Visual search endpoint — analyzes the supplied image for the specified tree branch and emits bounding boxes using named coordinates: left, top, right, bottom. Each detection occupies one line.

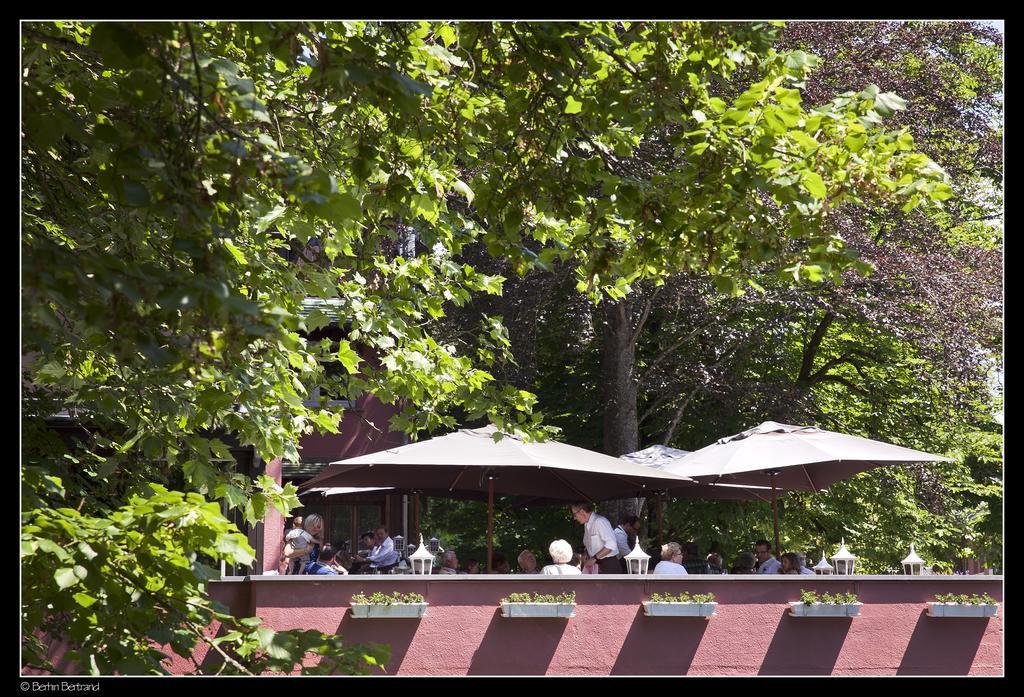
left=630, top=286, right=661, bottom=346
left=797, top=310, right=836, bottom=383
left=661, top=385, right=703, bottom=445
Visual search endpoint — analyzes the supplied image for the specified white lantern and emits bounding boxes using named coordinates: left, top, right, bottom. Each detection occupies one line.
left=410, top=535, right=435, bottom=575
left=831, top=538, right=857, bottom=575
left=406, top=543, right=416, bottom=559
left=428, top=536, right=442, bottom=554
left=812, top=551, right=833, bottom=575
left=393, top=534, right=405, bottom=558
left=624, top=539, right=651, bottom=575
left=901, top=543, right=926, bottom=576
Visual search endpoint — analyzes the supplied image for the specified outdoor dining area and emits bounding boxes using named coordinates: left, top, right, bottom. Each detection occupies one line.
left=191, top=420, right=1003, bottom=676
left=289, top=421, right=954, bottom=576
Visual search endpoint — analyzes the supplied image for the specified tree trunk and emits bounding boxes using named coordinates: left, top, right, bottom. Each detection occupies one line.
left=601, top=299, right=640, bottom=457
left=600, top=299, right=641, bottom=526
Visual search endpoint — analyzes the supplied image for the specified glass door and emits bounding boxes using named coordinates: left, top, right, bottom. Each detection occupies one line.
left=357, top=504, right=384, bottom=540
left=328, top=504, right=353, bottom=551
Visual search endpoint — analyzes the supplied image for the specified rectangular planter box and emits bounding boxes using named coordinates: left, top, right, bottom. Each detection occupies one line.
left=500, top=603, right=576, bottom=618
left=927, top=603, right=999, bottom=618
left=643, top=602, right=717, bottom=617
left=350, top=603, right=428, bottom=618
left=788, top=602, right=861, bottom=618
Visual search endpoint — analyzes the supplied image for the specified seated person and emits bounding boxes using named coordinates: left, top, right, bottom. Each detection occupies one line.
left=706, top=552, right=726, bottom=574
left=653, top=542, right=689, bottom=575
left=796, top=552, right=815, bottom=575
left=464, top=559, right=481, bottom=574
left=350, top=532, right=377, bottom=573
left=333, top=547, right=355, bottom=573
left=682, top=542, right=710, bottom=575
left=366, top=526, right=399, bottom=572
left=517, top=549, right=541, bottom=574
left=542, top=539, right=582, bottom=575
left=730, top=551, right=756, bottom=574
left=491, top=551, right=511, bottom=574
left=755, top=539, right=782, bottom=575
left=306, top=544, right=346, bottom=575
left=438, top=550, right=460, bottom=574
left=779, top=552, right=802, bottom=575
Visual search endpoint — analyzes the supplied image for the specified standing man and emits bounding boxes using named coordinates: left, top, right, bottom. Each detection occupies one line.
left=614, top=514, right=641, bottom=573
left=366, top=526, right=399, bottom=572
left=571, top=502, right=621, bottom=574
left=754, top=539, right=782, bottom=575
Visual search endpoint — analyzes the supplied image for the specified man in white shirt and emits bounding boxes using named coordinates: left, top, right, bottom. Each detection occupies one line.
left=755, top=539, right=782, bottom=575
left=367, top=526, right=399, bottom=570
left=571, top=502, right=621, bottom=574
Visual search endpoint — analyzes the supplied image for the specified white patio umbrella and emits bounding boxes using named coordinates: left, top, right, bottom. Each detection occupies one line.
left=300, top=425, right=697, bottom=571
left=620, top=444, right=691, bottom=469
left=621, top=445, right=777, bottom=546
left=665, top=421, right=952, bottom=555
left=308, top=486, right=395, bottom=496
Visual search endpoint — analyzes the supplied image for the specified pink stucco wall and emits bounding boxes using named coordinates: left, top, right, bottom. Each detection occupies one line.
left=179, top=575, right=1003, bottom=676
left=260, top=396, right=404, bottom=572
left=261, top=457, right=286, bottom=573
left=296, top=394, right=404, bottom=461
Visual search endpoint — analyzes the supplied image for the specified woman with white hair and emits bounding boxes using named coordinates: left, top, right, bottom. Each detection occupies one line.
left=653, top=542, right=688, bottom=575
left=542, top=539, right=583, bottom=575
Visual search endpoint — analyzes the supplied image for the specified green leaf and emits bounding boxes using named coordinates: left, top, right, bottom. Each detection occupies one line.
left=327, top=193, right=362, bottom=223
left=73, top=592, right=98, bottom=608
left=844, top=133, right=867, bottom=153
left=452, top=179, right=475, bottom=205
left=55, top=567, right=78, bottom=589
left=803, top=264, right=824, bottom=282
left=874, top=92, right=908, bottom=117
left=564, top=96, right=583, bottom=114
left=256, top=205, right=287, bottom=234
left=337, top=341, right=362, bottom=374
left=223, top=239, right=248, bottom=266
left=801, top=171, right=827, bottom=200
left=303, top=309, right=331, bottom=333
left=929, top=182, right=954, bottom=202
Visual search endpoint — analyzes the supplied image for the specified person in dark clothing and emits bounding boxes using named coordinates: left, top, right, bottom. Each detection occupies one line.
left=306, top=544, right=346, bottom=575
left=706, top=552, right=726, bottom=574
left=682, top=542, right=711, bottom=574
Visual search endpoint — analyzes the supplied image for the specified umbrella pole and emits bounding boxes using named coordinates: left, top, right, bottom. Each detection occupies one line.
left=487, top=476, right=494, bottom=573
left=771, top=473, right=781, bottom=558
left=657, top=493, right=664, bottom=549
left=414, top=493, right=421, bottom=543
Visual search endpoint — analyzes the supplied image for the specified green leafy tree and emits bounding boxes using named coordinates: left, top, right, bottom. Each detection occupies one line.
left=449, top=22, right=1001, bottom=572
left=20, top=20, right=969, bottom=674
